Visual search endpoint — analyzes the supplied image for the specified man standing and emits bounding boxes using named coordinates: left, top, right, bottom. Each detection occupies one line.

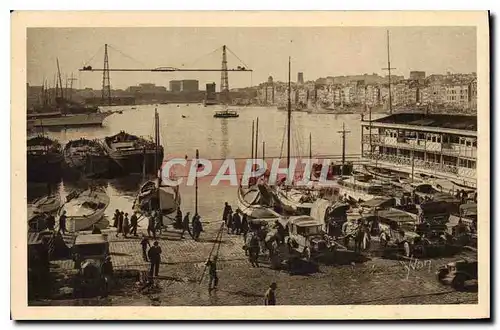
left=116, top=211, right=124, bottom=237
left=264, top=282, right=277, bottom=305
left=192, top=214, right=203, bottom=241
left=130, top=212, right=139, bottom=236
left=226, top=210, right=233, bottom=234
left=222, top=202, right=232, bottom=227
left=175, top=208, right=183, bottom=229
left=206, top=256, right=218, bottom=293
left=232, top=210, right=241, bottom=235
left=147, top=213, right=156, bottom=239
left=181, top=212, right=190, bottom=239
left=123, top=213, right=130, bottom=238
left=58, top=211, right=67, bottom=235
left=112, top=209, right=120, bottom=227
left=140, top=235, right=150, bottom=262
left=148, top=241, right=162, bottom=277
left=241, top=213, right=249, bottom=242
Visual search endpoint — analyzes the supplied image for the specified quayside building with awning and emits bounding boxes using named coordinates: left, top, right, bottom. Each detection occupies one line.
left=360, top=113, right=477, bottom=189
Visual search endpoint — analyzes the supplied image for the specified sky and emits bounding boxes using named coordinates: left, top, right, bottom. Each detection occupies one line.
left=27, top=27, right=477, bottom=91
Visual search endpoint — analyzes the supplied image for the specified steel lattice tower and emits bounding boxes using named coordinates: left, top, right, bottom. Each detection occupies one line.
left=102, top=43, right=112, bottom=106
left=220, top=45, right=229, bottom=103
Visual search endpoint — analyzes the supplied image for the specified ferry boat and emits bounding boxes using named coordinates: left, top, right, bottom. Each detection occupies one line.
left=214, top=109, right=239, bottom=118
left=27, top=111, right=112, bottom=128
left=27, top=135, right=63, bottom=182
left=103, top=131, right=163, bottom=174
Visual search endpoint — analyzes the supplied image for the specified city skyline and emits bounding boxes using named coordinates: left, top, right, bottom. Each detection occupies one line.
left=27, top=27, right=476, bottom=90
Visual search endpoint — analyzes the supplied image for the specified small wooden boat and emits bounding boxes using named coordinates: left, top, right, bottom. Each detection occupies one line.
left=27, top=135, right=63, bottom=182
left=103, top=131, right=163, bottom=174
left=237, top=185, right=281, bottom=219
left=57, top=187, right=110, bottom=233
left=63, top=138, right=110, bottom=176
left=32, top=194, right=61, bottom=214
left=182, top=115, right=187, bottom=118
left=134, top=179, right=181, bottom=215
left=272, top=185, right=316, bottom=216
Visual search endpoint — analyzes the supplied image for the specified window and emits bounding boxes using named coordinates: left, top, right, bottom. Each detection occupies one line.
left=466, top=140, right=471, bottom=147
left=473, top=140, right=477, bottom=147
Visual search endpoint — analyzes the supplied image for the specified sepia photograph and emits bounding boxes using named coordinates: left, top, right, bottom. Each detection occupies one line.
left=11, top=11, right=490, bottom=320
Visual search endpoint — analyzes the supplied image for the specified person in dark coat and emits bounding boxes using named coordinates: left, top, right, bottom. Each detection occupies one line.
left=264, top=282, right=277, bottom=305
left=112, top=209, right=120, bottom=227
left=147, top=213, right=156, bottom=239
left=192, top=214, right=204, bottom=240
left=226, top=211, right=233, bottom=234
left=116, top=211, right=124, bottom=237
left=222, top=202, right=232, bottom=226
left=140, top=235, right=150, bottom=262
left=58, top=211, right=67, bottom=235
left=130, top=212, right=139, bottom=236
left=148, top=241, right=162, bottom=277
left=232, top=211, right=242, bottom=235
left=206, top=256, right=218, bottom=292
left=181, top=212, right=190, bottom=239
left=241, top=213, right=249, bottom=242
left=123, top=213, right=130, bottom=238
left=175, top=208, right=183, bottom=229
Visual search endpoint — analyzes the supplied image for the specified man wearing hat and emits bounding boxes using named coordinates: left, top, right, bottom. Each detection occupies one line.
left=148, top=241, right=162, bottom=277
left=181, top=212, right=190, bottom=239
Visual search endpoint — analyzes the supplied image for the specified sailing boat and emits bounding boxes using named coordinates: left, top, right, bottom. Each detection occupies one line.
left=271, top=57, right=318, bottom=216
left=134, top=109, right=181, bottom=216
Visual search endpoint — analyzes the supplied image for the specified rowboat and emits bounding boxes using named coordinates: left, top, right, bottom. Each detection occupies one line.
left=57, top=187, right=110, bottom=233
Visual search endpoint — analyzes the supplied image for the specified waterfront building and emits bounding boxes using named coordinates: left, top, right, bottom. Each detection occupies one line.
left=361, top=113, right=477, bottom=188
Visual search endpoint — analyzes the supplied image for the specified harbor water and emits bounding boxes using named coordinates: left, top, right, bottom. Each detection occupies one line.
left=28, top=104, right=369, bottom=225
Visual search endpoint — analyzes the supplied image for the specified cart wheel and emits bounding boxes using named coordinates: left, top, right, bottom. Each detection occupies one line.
left=403, top=242, right=411, bottom=258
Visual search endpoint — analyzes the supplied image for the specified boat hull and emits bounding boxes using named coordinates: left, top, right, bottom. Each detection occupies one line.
left=58, top=188, right=110, bottom=233
left=107, top=150, right=163, bottom=175
left=28, top=112, right=111, bottom=128
left=237, top=186, right=280, bottom=219
left=27, top=154, right=63, bottom=182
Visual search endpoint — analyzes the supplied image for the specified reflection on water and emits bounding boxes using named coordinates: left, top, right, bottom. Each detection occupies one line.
left=28, top=105, right=368, bottom=225
left=220, top=118, right=229, bottom=159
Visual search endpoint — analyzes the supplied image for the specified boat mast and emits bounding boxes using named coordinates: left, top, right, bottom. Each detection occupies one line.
left=382, top=30, right=395, bottom=115
left=195, top=149, right=199, bottom=215
left=337, top=123, right=351, bottom=175
left=251, top=120, right=255, bottom=160
left=287, top=56, right=291, bottom=170
left=56, top=58, right=64, bottom=100
left=262, top=141, right=265, bottom=161
left=254, top=117, right=259, bottom=159
left=309, top=133, right=312, bottom=180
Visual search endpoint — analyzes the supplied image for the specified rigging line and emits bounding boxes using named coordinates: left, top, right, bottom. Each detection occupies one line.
left=82, top=44, right=104, bottom=67
left=180, top=46, right=222, bottom=68
left=107, top=44, right=148, bottom=67
left=226, top=46, right=250, bottom=68
left=279, top=117, right=288, bottom=159
left=164, top=153, right=362, bottom=162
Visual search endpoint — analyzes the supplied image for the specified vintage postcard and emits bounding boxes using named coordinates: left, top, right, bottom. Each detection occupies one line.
left=11, top=11, right=490, bottom=320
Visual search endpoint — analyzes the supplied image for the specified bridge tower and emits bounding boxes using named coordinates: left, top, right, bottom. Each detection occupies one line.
left=220, top=45, right=229, bottom=104
left=101, top=43, right=112, bottom=106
